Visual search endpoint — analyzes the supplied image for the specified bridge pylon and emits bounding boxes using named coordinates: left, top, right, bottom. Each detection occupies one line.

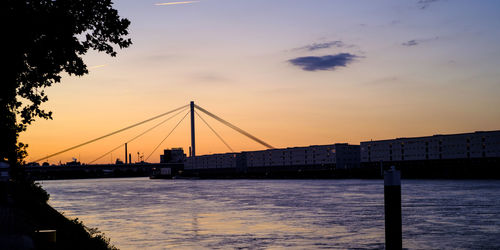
left=190, top=101, right=196, bottom=158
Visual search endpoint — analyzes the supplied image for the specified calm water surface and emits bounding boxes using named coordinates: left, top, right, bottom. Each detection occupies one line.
left=40, top=178, right=500, bottom=249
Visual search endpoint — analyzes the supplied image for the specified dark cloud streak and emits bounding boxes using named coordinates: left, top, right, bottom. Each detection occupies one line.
left=402, top=36, right=439, bottom=47
left=296, top=41, right=347, bottom=51
left=417, top=0, right=440, bottom=10
left=294, top=40, right=353, bottom=51
left=402, top=40, right=419, bottom=46
left=288, top=53, right=359, bottom=71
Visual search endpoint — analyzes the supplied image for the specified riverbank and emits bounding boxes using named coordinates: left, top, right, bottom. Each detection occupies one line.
left=0, top=179, right=116, bottom=249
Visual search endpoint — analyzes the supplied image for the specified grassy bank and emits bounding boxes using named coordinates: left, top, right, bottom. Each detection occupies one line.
left=3, top=179, right=117, bottom=249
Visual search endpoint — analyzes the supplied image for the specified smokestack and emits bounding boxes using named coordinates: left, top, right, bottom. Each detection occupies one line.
left=125, top=143, right=128, bottom=164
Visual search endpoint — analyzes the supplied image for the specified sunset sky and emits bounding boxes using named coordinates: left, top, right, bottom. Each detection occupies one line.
left=21, top=0, right=500, bottom=164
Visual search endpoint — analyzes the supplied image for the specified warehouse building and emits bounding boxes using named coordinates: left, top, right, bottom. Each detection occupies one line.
left=184, top=143, right=360, bottom=170
left=361, top=130, right=500, bottom=163
left=184, top=153, right=239, bottom=169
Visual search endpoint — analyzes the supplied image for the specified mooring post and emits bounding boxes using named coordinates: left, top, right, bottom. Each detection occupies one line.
left=384, top=166, right=402, bottom=250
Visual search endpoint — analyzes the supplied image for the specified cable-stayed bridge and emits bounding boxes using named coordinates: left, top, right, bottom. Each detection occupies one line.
left=24, top=102, right=360, bottom=180
left=30, top=101, right=273, bottom=167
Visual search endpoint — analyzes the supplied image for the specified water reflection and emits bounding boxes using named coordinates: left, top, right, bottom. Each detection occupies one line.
left=41, top=178, right=500, bottom=249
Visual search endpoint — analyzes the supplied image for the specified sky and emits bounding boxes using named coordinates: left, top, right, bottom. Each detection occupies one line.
left=20, top=0, right=500, bottom=164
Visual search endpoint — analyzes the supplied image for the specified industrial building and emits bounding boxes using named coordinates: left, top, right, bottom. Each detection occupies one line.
left=184, top=143, right=360, bottom=170
left=160, top=148, right=186, bottom=164
left=182, top=130, right=500, bottom=178
left=184, top=152, right=239, bottom=169
left=361, top=130, right=500, bottom=163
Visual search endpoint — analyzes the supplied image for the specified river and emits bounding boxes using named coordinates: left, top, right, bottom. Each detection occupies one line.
left=40, top=178, right=500, bottom=249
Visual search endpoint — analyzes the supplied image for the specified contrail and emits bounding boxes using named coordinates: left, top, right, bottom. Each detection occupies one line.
left=154, top=1, right=200, bottom=6
left=88, top=64, right=107, bottom=69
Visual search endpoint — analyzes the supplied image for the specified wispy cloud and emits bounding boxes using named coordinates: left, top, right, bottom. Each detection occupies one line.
left=402, top=40, right=419, bottom=46
left=293, top=40, right=360, bottom=52
left=402, top=36, right=439, bottom=47
left=417, top=0, right=440, bottom=10
left=294, top=41, right=348, bottom=51
left=288, top=53, right=359, bottom=71
left=154, top=1, right=199, bottom=6
left=88, top=64, right=107, bottom=69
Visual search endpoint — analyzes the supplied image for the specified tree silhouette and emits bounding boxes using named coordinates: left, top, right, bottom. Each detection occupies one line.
left=0, top=0, right=132, bottom=167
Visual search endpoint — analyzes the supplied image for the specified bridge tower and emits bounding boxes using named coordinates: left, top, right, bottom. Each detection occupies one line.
left=190, top=101, right=196, bottom=157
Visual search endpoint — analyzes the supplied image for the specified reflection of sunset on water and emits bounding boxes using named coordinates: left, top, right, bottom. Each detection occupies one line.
left=41, top=178, right=500, bottom=249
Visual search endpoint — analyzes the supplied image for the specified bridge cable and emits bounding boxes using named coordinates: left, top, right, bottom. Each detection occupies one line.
left=88, top=107, right=189, bottom=164
left=194, top=104, right=275, bottom=149
left=145, top=110, right=190, bottom=161
left=194, top=110, right=234, bottom=152
left=33, top=104, right=189, bottom=163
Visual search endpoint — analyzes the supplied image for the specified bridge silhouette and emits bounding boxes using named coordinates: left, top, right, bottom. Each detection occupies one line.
left=33, top=101, right=274, bottom=165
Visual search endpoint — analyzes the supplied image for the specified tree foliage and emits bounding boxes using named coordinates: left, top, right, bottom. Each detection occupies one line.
left=0, top=0, right=131, bottom=166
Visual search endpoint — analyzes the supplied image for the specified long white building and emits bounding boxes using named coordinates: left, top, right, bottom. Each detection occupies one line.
left=184, top=153, right=239, bottom=169
left=185, top=143, right=360, bottom=170
left=360, top=130, right=500, bottom=163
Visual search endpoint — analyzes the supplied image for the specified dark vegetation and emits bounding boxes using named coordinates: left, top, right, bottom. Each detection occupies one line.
left=1, top=0, right=131, bottom=167
left=8, top=176, right=117, bottom=249
left=0, top=1, right=131, bottom=248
